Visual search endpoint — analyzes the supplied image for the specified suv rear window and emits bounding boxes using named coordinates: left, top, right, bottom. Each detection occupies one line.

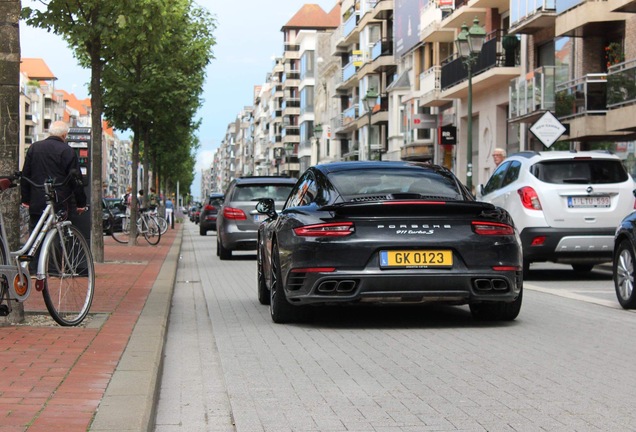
left=531, top=160, right=629, bottom=184
left=232, top=184, right=294, bottom=201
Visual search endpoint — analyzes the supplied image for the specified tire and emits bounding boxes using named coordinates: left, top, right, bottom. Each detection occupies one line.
left=522, top=260, right=530, bottom=279
left=216, top=238, right=220, bottom=256
left=218, top=237, right=231, bottom=260
left=257, top=244, right=270, bottom=305
left=572, top=264, right=594, bottom=272
left=200, top=226, right=207, bottom=236
left=111, top=215, right=130, bottom=244
left=143, top=217, right=161, bottom=245
left=42, top=224, right=94, bottom=326
left=269, top=243, right=301, bottom=323
left=156, top=216, right=168, bottom=235
left=470, top=288, right=523, bottom=321
left=614, top=239, right=636, bottom=309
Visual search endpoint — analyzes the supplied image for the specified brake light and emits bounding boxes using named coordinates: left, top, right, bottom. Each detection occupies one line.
left=291, top=267, right=336, bottom=273
left=293, top=222, right=355, bottom=237
left=530, top=236, right=546, bottom=246
left=518, top=186, right=542, bottom=210
left=223, top=207, right=247, bottom=220
left=492, top=266, right=521, bottom=271
left=383, top=201, right=446, bottom=205
left=204, top=204, right=216, bottom=211
left=471, top=221, right=514, bottom=235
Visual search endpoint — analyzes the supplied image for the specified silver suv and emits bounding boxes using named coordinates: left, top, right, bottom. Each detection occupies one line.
left=216, top=176, right=296, bottom=260
left=478, top=151, right=635, bottom=274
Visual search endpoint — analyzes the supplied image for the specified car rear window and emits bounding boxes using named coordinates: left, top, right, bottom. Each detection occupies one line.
left=328, top=168, right=463, bottom=200
left=531, top=159, right=629, bottom=184
left=232, top=184, right=294, bottom=201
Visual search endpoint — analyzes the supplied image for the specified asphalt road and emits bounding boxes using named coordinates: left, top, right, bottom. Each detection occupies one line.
left=155, top=222, right=636, bottom=431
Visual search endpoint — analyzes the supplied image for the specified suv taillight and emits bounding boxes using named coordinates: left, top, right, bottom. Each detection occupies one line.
left=223, top=207, right=247, bottom=220
left=518, top=187, right=542, bottom=210
left=204, top=204, right=215, bottom=211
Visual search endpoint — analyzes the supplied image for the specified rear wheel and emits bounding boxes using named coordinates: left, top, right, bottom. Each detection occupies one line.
left=143, top=217, right=161, bottom=245
left=269, top=243, right=302, bottom=323
left=111, top=215, right=130, bottom=244
left=42, top=225, right=94, bottom=326
left=218, top=237, right=231, bottom=260
left=200, top=226, right=207, bottom=236
left=614, top=240, right=636, bottom=309
left=470, top=288, right=522, bottom=321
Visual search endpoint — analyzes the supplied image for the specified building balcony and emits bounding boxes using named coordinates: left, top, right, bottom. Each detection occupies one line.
left=508, top=0, right=556, bottom=35
left=419, top=66, right=452, bottom=107
left=337, top=61, right=359, bottom=90
left=358, top=1, right=382, bottom=29
left=281, top=98, right=300, bottom=109
left=440, top=0, right=487, bottom=31
left=372, top=0, right=394, bottom=20
left=440, top=31, right=521, bottom=99
left=509, top=65, right=558, bottom=123
left=342, top=140, right=360, bottom=160
left=401, top=142, right=434, bottom=161
left=606, top=58, right=636, bottom=132
left=338, top=105, right=359, bottom=133
left=469, top=0, right=509, bottom=11
left=342, top=12, right=360, bottom=43
left=369, top=96, right=389, bottom=125
left=420, top=2, right=455, bottom=43
left=555, top=0, right=629, bottom=37
left=370, top=39, right=395, bottom=73
left=555, top=73, right=622, bottom=140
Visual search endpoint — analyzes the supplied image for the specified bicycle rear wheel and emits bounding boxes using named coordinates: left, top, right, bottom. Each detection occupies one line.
left=143, top=217, right=161, bottom=245
left=42, top=224, right=94, bottom=326
left=111, top=215, right=130, bottom=244
left=155, top=216, right=168, bottom=235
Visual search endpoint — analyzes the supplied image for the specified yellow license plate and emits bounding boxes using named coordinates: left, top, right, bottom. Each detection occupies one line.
left=379, top=250, right=453, bottom=268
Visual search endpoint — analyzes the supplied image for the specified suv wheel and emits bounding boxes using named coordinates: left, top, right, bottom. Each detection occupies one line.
left=218, top=237, right=232, bottom=260
left=200, top=227, right=207, bottom=236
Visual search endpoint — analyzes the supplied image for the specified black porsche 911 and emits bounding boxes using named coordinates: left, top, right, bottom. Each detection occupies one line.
left=256, top=161, right=523, bottom=324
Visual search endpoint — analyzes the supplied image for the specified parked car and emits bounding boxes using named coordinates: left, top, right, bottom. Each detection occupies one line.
left=478, top=150, right=635, bottom=275
left=612, top=203, right=636, bottom=308
left=216, top=176, right=297, bottom=260
left=102, top=198, right=125, bottom=234
left=199, top=193, right=224, bottom=236
left=256, top=161, right=523, bottom=324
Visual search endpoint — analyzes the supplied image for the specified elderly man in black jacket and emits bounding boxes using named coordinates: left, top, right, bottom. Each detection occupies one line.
left=21, top=121, right=87, bottom=229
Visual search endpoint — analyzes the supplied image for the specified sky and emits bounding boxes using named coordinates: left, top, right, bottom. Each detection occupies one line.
left=19, top=0, right=338, bottom=200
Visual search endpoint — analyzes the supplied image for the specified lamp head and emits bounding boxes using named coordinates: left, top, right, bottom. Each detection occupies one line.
left=468, top=18, right=486, bottom=55
left=314, top=124, right=323, bottom=139
left=364, top=88, right=379, bottom=111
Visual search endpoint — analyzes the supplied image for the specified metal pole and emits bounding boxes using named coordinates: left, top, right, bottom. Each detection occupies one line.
left=466, top=60, right=473, bottom=193
left=367, top=112, right=372, bottom=161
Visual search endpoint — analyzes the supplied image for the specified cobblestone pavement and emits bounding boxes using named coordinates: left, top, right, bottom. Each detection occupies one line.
left=156, top=223, right=636, bottom=432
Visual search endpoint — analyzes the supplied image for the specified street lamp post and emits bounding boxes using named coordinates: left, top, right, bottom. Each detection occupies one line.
left=455, top=18, right=486, bottom=192
left=313, top=124, right=323, bottom=164
left=363, top=88, right=379, bottom=161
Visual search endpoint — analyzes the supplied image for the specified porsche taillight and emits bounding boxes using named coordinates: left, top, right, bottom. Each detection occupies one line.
left=293, top=222, right=355, bottom=237
left=517, top=186, right=542, bottom=210
left=223, top=207, right=247, bottom=220
left=471, top=221, right=514, bottom=236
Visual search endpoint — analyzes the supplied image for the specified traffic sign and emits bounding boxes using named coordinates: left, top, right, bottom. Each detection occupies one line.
left=530, top=111, right=566, bottom=148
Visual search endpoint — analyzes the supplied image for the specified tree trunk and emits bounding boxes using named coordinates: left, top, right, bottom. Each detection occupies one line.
left=143, top=127, right=150, bottom=208
left=0, top=0, right=24, bottom=323
left=130, top=120, right=140, bottom=243
left=89, top=39, right=105, bottom=262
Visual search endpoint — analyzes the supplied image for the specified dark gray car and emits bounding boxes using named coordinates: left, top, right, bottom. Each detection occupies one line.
left=216, top=176, right=296, bottom=260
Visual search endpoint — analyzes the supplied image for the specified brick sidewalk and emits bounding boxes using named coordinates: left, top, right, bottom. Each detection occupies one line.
left=0, top=225, right=180, bottom=432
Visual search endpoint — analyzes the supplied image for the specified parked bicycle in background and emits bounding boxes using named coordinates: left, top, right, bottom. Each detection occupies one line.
left=111, top=206, right=161, bottom=245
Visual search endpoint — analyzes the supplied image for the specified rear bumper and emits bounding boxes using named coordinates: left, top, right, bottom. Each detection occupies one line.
left=520, top=227, right=615, bottom=264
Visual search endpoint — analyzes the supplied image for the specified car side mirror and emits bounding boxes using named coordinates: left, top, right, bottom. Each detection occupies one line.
left=633, top=188, right=636, bottom=199
left=256, top=198, right=276, bottom=218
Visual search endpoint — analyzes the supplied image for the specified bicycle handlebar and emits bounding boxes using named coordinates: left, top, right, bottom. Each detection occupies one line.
left=17, top=169, right=84, bottom=189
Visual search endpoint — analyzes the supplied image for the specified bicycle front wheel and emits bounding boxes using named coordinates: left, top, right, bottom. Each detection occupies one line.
left=42, top=224, right=95, bottom=326
left=111, top=215, right=130, bottom=244
left=143, top=217, right=161, bottom=245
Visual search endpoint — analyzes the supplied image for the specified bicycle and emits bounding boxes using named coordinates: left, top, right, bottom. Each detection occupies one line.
left=111, top=207, right=161, bottom=245
left=0, top=172, right=94, bottom=326
left=148, top=206, right=168, bottom=235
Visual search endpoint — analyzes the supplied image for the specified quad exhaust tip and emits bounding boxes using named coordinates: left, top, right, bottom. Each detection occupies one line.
left=473, top=278, right=509, bottom=292
left=316, top=280, right=357, bottom=294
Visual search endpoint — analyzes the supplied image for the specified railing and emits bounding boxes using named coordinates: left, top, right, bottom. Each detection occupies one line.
left=371, top=39, right=393, bottom=60
left=342, top=105, right=358, bottom=126
left=342, top=61, right=357, bottom=82
left=555, top=73, right=607, bottom=119
left=607, top=58, right=636, bottom=109
left=284, top=43, right=300, bottom=52
left=419, top=66, right=442, bottom=95
left=281, top=98, right=300, bottom=109
left=509, top=66, right=557, bottom=118
left=343, top=12, right=358, bottom=37
left=510, top=0, right=556, bottom=26
left=441, top=31, right=520, bottom=90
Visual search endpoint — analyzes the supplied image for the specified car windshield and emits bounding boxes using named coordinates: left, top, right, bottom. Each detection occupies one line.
left=531, top=159, right=629, bottom=184
left=328, top=168, right=463, bottom=200
left=232, top=184, right=294, bottom=201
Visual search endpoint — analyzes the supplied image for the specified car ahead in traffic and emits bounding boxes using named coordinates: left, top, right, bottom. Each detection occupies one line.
left=478, top=150, right=635, bottom=275
left=199, top=193, right=224, bottom=236
left=256, top=161, right=523, bottom=324
left=216, top=176, right=297, bottom=260
left=612, top=202, right=636, bottom=309
left=102, top=198, right=125, bottom=234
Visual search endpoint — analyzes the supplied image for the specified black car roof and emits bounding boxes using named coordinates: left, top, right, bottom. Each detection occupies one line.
left=316, top=160, right=448, bottom=175
left=232, top=176, right=297, bottom=185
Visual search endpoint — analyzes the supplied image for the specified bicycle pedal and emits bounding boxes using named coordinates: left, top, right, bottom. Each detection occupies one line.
left=0, top=305, right=9, bottom=316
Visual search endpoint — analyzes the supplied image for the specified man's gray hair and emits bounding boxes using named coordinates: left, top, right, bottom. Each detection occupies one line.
left=48, top=121, right=70, bottom=138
